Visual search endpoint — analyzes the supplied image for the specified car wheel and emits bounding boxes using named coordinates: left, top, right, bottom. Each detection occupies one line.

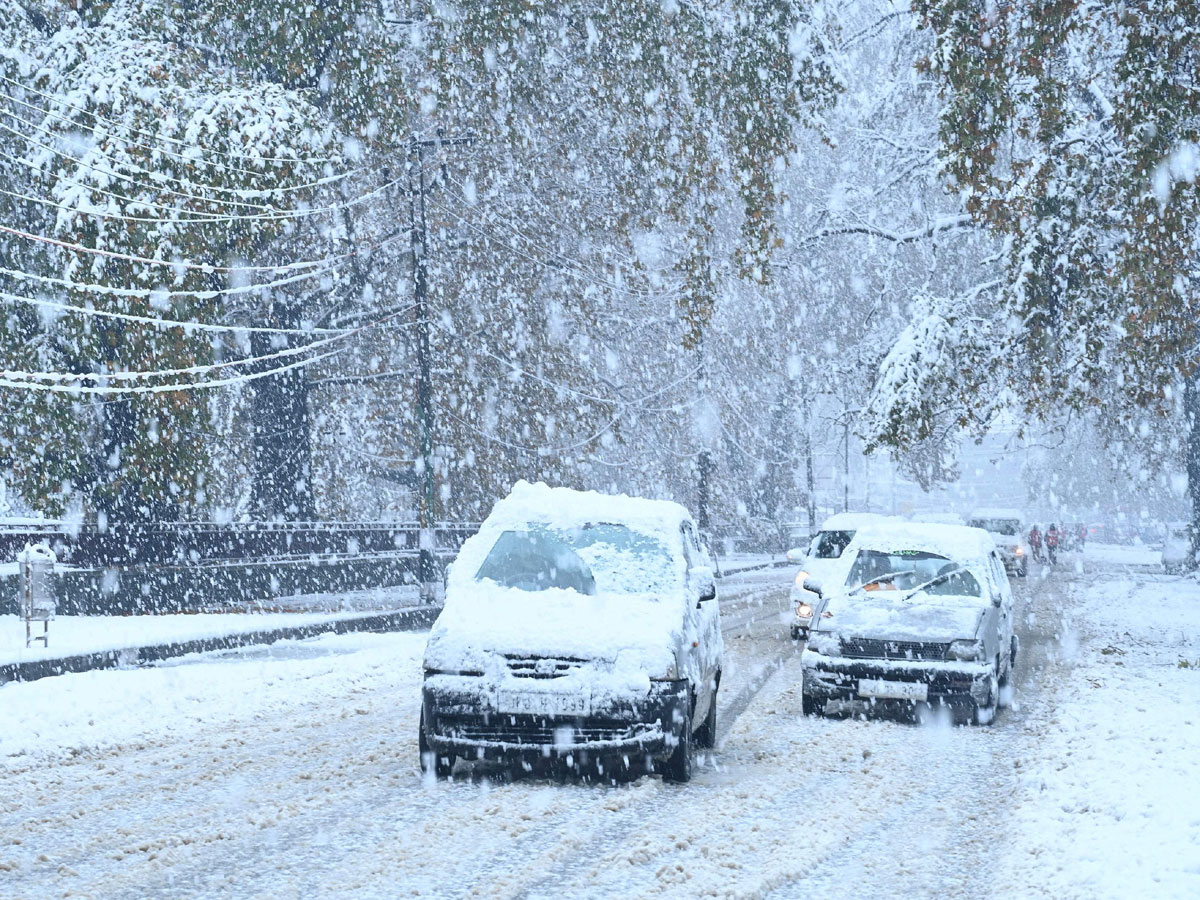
left=973, top=673, right=998, bottom=725
left=1019, top=559, right=1028, bottom=577
left=662, top=707, right=694, bottom=783
left=802, top=692, right=823, bottom=716
left=996, top=652, right=1012, bottom=709
left=694, top=680, right=719, bottom=749
left=419, top=710, right=455, bottom=778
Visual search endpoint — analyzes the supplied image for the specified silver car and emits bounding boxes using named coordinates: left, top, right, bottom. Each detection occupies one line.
left=801, top=523, right=1016, bottom=725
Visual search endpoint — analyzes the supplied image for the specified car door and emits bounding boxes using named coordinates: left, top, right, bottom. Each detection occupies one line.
left=988, top=551, right=1014, bottom=668
left=681, top=520, right=721, bottom=719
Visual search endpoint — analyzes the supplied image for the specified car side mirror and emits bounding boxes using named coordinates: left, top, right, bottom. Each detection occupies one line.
left=690, top=566, right=717, bottom=605
left=802, top=576, right=824, bottom=598
left=992, top=591, right=1002, bottom=607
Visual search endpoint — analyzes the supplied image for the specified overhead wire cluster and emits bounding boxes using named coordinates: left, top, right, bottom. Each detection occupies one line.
left=0, top=74, right=462, bottom=393
left=0, top=71, right=691, bottom=435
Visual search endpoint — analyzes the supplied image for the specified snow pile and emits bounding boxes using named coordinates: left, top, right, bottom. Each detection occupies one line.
left=1004, top=576, right=1200, bottom=898
left=0, top=610, right=384, bottom=665
left=0, top=631, right=429, bottom=765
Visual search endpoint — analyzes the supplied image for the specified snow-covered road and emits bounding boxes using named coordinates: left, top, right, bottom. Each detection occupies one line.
left=2, top=564, right=1196, bottom=899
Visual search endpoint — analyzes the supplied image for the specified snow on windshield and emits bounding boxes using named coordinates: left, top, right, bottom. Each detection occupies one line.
left=845, top=549, right=982, bottom=597
left=474, top=523, right=672, bottom=596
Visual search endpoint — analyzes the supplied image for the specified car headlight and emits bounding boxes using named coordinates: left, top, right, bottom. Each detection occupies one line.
left=1014, top=545, right=1024, bottom=556
left=946, top=639, right=984, bottom=661
left=795, top=602, right=814, bottom=619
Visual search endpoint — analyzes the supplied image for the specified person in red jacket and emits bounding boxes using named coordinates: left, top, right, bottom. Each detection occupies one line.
left=1046, top=524, right=1060, bottom=564
left=1029, top=525, right=1043, bottom=563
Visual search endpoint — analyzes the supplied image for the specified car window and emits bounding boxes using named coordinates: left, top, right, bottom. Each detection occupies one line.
left=925, top=566, right=983, bottom=597
left=811, top=530, right=854, bottom=559
left=475, top=522, right=674, bottom=595
left=845, top=549, right=952, bottom=591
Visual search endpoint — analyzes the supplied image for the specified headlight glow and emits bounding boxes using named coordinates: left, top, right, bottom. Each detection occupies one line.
left=794, top=570, right=811, bottom=587
left=795, top=602, right=813, bottom=619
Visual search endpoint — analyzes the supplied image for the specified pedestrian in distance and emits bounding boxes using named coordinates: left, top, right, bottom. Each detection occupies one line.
left=1029, top=525, right=1043, bottom=563
left=1046, top=524, right=1060, bottom=565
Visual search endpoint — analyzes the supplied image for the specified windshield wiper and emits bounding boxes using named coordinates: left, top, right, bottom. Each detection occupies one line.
left=896, top=566, right=967, bottom=602
left=846, top=569, right=916, bottom=596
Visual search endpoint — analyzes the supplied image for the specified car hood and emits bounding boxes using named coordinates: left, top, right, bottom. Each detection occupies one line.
left=423, top=585, right=683, bottom=677
left=823, top=593, right=986, bottom=643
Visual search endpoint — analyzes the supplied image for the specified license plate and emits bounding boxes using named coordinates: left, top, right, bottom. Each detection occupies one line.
left=496, top=690, right=589, bottom=716
left=858, top=679, right=928, bottom=701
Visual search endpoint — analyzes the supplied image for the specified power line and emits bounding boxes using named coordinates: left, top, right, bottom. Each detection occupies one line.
left=0, top=115, right=284, bottom=213
left=0, top=222, right=352, bottom=273
left=0, top=262, right=348, bottom=316
left=1, top=72, right=346, bottom=166
left=0, top=303, right=415, bottom=383
left=0, top=86, right=354, bottom=194
left=0, top=349, right=340, bottom=395
left=0, top=287, right=338, bottom=337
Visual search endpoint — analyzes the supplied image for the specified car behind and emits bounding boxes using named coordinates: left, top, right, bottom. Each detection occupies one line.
left=801, top=523, right=1016, bottom=725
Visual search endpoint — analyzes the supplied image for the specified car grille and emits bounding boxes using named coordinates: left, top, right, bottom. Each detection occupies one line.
left=503, top=654, right=589, bottom=679
left=839, top=638, right=949, bottom=661
left=438, top=715, right=651, bottom=746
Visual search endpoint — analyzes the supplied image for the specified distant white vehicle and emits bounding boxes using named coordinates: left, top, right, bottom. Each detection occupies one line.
left=790, top=512, right=889, bottom=640
left=1162, top=523, right=1192, bottom=574
left=966, top=508, right=1028, bottom=577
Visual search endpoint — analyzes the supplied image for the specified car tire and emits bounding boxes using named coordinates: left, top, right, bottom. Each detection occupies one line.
left=1019, top=559, right=1028, bottom=577
left=662, top=707, right=694, bottom=783
left=419, top=710, right=455, bottom=778
left=694, top=680, right=719, bottom=749
left=973, top=673, right=998, bottom=725
left=802, top=692, right=823, bottom=716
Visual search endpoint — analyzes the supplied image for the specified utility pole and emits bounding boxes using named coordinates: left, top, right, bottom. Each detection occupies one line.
left=407, top=130, right=475, bottom=603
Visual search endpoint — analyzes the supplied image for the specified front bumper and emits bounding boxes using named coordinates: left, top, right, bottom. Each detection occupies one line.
left=422, top=676, right=689, bottom=763
left=801, top=651, right=995, bottom=714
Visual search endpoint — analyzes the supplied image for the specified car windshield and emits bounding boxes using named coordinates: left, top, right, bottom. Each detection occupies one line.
left=845, top=549, right=982, bottom=597
left=969, top=518, right=1021, bottom=536
left=475, top=522, right=674, bottom=595
left=811, top=530, right=854, bottom=559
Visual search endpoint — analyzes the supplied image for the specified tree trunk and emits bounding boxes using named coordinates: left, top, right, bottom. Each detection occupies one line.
left=250, top=301, right=315, bottom=521
left=1186, top=370, right=1200, bottom=570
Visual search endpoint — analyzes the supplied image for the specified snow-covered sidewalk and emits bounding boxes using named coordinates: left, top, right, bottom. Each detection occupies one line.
left=0, top=585, right=423, bottom=666
left=1004, top=573, right=1200, bottom=898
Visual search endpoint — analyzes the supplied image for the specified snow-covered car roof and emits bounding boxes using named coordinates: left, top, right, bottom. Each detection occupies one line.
left=967, top=508, right=1023, bottom=522
left=475, top=480, right=693, bottom=536
left=818, top=512, right=890, bottom=531
left=847, top=522, right=997, bottom=564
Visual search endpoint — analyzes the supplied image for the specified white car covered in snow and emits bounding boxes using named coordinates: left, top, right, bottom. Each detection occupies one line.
left=966, top=508, right=1028, bottom=576
left=801, top=523, right=1016, bottom=724
left=420, top=481, right=722, bottom=782
left=789, top=512, right=889, bottom=640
